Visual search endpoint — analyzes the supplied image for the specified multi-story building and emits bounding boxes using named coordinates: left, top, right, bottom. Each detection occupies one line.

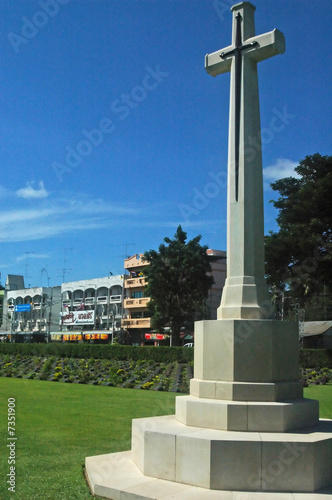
left=6, top=285, right=61, bottom=342
left=0, top=289, right=4, bottom=329
left=122, top=250, right=227, bottom=346
left=60, top=275, right=123, bottom=342
left=122, top=254, right=151, bottom=345
left=1, top=275, right=25, bottom=337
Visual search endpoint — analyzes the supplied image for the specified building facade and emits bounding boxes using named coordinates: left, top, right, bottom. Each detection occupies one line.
left=122, top=250, right=227, bottom=346
left=122, top=254, right=152, bottom=345
left=6, top=285, right=61, bottom=342
left=60, top=275, right=123, bottom=342
left=0, top=289, right=4, bottom=329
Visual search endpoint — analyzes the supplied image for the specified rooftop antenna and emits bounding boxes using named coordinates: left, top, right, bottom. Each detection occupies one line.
left=123, top=243, right=135, bottom=259
left=41, top=268, right=51, bottom=287
left=24, top=251, right=35, bottom=285
left=61, top=248, right=72, bottom=283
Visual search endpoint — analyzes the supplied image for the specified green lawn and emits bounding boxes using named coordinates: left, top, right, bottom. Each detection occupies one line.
left=0, top=379, right=331, bottom=500
left=0, top=378, right=177, bottom=500
left=304, top=383, right=332, bottom=419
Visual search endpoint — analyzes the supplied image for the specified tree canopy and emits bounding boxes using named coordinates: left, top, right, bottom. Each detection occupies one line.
left=265, top=153, right=332, bottom=320
left=143, top=225, right=214, bottom=345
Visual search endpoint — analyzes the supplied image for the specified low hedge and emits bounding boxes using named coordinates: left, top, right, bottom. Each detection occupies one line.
left=299, top=349, right=332, bottom=369
left=0, top=343, right=194, bottom=363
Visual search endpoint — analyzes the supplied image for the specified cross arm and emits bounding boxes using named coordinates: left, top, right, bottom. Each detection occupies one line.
left=245, top=29, right=285, bottom=63
left=205, top=28, right=285, bottom=77
left=205, top=45, right=233, bottom=77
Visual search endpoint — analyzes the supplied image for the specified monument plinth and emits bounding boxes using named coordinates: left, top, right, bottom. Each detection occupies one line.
left=85, top=3, right=332, bottom=498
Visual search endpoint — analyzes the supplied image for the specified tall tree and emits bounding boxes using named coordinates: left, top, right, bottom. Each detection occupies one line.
left=265, top=153, right=332, bottom=319
left=143, top=226, right=214, bottom=345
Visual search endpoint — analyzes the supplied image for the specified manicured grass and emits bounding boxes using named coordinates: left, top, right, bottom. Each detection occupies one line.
left=0, top=378, right=177, bottom=500
left=0, top=379, right=331, bottom=500
left=304, top=382, right=332, bottom=419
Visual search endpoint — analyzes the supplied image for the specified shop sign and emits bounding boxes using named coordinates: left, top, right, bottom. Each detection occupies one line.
left=60, top=310, right=95, bottom=325
left=145, top=333, right=165, bottom=340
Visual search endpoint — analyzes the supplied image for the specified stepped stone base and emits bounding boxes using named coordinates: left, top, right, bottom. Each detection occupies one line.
left=190, top=379, right=303, bottom=402
left=85, top=449, right=332, bottom=500
left=176, top=395, right=319, bottom=432
left=131, top=415, right=332, bottom=493
left=85, top=318, right=332, bottom=498
left=85, top=416, right=332, bottom=498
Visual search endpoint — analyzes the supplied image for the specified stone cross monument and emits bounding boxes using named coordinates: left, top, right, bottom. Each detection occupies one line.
left=85, top=3, right=332, bottom=498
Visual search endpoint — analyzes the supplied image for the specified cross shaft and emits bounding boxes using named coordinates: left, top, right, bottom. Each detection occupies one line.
left=220, top=12, right=258, bottom=201
left=205, top=1, right=285, bottom=320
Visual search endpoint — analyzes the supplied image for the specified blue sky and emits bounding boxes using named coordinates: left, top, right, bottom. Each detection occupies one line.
left=0, top=0, right=331, bottom=287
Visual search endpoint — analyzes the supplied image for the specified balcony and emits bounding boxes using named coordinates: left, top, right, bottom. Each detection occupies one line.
left=124, top=297, right=150, bottom=309
left=97, top=296, right=107, bottom=304
left=110, top=295, right=122, bottom=303
left=125, top=277, right=147, bottom=288
left=101, top=313, right=122, bottom=319
left=122, top=318, right=151, bottom=329
left=85, top=297, right=95, bottom=304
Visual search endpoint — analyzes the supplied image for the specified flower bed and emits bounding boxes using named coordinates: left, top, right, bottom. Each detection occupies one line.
left=0, top=354, right=192, bottom=393
left=2, top=354, right=331, bottom=392
left=301, top=367, right=332, bottom=387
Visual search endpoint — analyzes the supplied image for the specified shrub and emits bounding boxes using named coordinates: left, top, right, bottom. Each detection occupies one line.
left=299, top=349, right=332, bottom=369
left=0, top=343, right=194, bottom=363
left=142, top=382, right=153, bottom=390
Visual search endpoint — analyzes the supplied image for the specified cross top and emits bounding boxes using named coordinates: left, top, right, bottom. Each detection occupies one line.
left=206, top=2, right=285, bottom=201
left=220, top=11, right=258, bottom=61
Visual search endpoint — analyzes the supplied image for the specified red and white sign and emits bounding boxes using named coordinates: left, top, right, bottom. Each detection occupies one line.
left=145, top=333, right=165, bottom=340
left=60, top=310, right=95, bottom=325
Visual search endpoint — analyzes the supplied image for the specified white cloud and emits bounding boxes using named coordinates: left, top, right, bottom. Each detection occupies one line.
left=16, top=253, right=49, bottom=263
left=16, top=181, right=49, bottom=200
left=263, top=158, right=299, bottom=182
left=0, top=194, right=142, bottom=243
left=0, top=208, right=54, bottom=224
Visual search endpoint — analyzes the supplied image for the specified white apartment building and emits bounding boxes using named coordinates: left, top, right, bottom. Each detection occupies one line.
left=6, top=285, right=61, bottom=341
left=60, top=275, right=123, bottom=340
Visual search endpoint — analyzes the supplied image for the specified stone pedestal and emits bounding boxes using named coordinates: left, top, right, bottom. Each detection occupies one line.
left=85, top=319, right=332, bottom=498
left=178, top=319, right=319, bottom=433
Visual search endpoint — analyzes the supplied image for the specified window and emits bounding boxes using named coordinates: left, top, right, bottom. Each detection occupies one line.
left=131, top=291, right=143, bottom=299
left=131, top=312, right=143, bottom=319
